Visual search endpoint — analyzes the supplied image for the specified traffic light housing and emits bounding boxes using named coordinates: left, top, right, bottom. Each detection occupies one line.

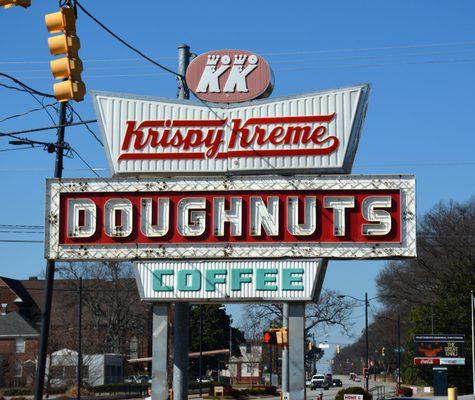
left=381, top=347, right=386, bottom=357
left=263, top=328, right=288, bottom=346
left=336, top=345, right=341, bottom=354
left=263, top=331, right=277, bottom=345
left=1, top=0, right=31, bottom=8
left=45, top=7, right=85, bottom=102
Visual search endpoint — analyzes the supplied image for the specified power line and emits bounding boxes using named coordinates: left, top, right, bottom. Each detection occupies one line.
left=0, top=72, right=54, bottom=98
left=2, top=40, right=475, bottom=66
left=0, top=103, right=58, bottom=124
left=67, top=104, right=103, bottom=146
left=0, top=239, right=43, bottom=243
left=0, top=119, right=97, bottom=138
left=71, top=148, right=101, bottom=177
left=75, top=1, right=181, bottom=78
left=0, top=145, right=42, bottom=152
left=260, top=40, right=475, bottom=56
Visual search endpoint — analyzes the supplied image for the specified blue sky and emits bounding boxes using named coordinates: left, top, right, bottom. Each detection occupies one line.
left=1, top=1, right=474, bottom=369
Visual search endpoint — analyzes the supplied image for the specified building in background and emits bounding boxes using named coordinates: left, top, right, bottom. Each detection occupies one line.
left=46, top=348, right=125, bottom=387
left=0, top=275, right=150, bottom=388
left=223, top=343, right=262, bottom=384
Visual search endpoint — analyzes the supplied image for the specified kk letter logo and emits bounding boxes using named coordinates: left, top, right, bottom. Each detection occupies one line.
left=223, top=54, right=258, bottom=93
left=196, top=54, right=258, bottom=94
left=196, top=55, right=231, bottom=93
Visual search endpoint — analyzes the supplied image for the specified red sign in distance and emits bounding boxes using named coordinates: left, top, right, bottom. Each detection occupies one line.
left=185, top=49, right=273, bottom=103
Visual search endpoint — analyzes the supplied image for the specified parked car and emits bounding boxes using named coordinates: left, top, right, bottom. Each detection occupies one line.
left=125, top=375, right=151, bottom=384
left=332, top=378, right=343, bottom=387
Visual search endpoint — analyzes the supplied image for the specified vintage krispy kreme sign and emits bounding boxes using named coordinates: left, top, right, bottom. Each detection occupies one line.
left=185, top=49, right=273, bottom=103
left=92, top=85, right=369, bottom=175
left=44, top=175, right=416, bottom=261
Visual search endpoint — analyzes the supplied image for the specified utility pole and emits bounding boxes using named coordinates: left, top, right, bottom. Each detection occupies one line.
left=471, top=290, right=474, bottom=396
left=199, top=305, right=203, bottom=397
left=397, top=313, right=401, bottom=389
left=173, top=43, right=191, bottom=400
left=34, top=100, right=68, bottom=400
left=365, top=292, right=369, bottom=392
left=77, top=277, right=83, bottom=400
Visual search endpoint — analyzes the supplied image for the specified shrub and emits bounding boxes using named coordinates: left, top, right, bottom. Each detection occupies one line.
left=245, top=385, right=277, bottom=396
left=396, top=386, right=413, bottom=397
left=208, top=384, right=246, bottom=398
left=93, top=382, right=147, bottom=394
left=335, top=386, right=372, bottom=400
left=66, top=385, right=93, bottom=398
left=46, top=386, right=68, bottom=395
left=3, top=388, right=33, bottom=396
left=189, top=381, right=213, bottom=390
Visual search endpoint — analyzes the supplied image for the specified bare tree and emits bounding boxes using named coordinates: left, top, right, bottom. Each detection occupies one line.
left=54, top=261, right=149, bottom=357
left=243, top=289, right=356, bottom=335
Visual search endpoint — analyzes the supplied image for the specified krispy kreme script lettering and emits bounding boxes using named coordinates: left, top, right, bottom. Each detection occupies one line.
left=119, top=114, right=338, bottom=160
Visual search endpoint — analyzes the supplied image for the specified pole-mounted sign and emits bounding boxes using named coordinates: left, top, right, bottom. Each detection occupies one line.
left=92, top=85, right=369, bottom=176
left=44, top=174, right=415, bottom=261
left=185, top=49, right=274, bottom=103
left=134, top=259, right=325, bottom=302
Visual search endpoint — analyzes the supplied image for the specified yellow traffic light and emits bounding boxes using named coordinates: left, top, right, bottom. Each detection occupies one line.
left=1, top=0, right=31, bottom=8
left=45, top=7, right=75, bottom=33
left=276, top=328, right=288, bottom=346
left=45, top=7, right=85, bottom=102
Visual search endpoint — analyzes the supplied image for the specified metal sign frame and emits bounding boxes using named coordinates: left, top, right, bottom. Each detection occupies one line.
left=44, top=174, right=416, bottom=261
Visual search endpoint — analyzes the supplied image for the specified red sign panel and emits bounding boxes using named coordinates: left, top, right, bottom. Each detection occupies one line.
left=185, top=49, right=273, bottom=103
left=59, top=190, right=401, bottom=246
left=45, top=176, right=416, bottom=261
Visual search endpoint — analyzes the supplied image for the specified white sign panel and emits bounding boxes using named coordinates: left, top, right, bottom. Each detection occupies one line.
left=92, top=85, right=369, bottom=176
left=134, top=259, right=325, bottom=302
left=344, top=395, right=363, bottom=400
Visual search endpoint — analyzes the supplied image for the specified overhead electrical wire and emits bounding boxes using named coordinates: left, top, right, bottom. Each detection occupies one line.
left=67, top=104, right=103, bottom=146
left=74, top=1, right=181, bottom=78
left=71, top=148, right=101, bottom=177
left=0, top=72, right=55, bottom=98
left=0, top=103, right=58, bottom=124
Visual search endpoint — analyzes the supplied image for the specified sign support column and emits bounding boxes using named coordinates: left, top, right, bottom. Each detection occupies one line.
left=282, top=303, right=289, bottom=394
left=288, top=302, right=306, bottom=400
left=153, top=304, right=169, bottom=400
left=173, top=43, right=191, bottom=400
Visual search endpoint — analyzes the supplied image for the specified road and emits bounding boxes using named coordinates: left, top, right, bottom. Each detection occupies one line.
left=305, top=375, right=395, bottom=400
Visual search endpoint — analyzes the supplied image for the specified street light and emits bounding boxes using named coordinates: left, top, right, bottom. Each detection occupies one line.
left=337, top=292, right=382, bottom=391
left=219, top=306, right=232, bottom=383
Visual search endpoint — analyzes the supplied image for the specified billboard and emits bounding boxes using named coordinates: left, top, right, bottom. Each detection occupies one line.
left=44, top=174, right=416, bottom=261
left=92, top=85, right=369, bottom=176
left=414, top=334, right=465, bottom=365
left=134, top=259, right=325, bottom=302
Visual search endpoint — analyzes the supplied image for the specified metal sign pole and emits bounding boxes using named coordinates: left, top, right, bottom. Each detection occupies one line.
left=172, top=43, right=191, bottom=400
left=282, top=303, right=289, bottom=393
left=152, top=304, right=169, bottom=400
left=288, top=303, right=306, bottom=400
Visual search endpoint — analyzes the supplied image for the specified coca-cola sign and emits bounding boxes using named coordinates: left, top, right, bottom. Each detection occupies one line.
left=185, top=49, right=273, bottom=103
left=93, top=85, right=369, bottom=175
left=44, top=175, right=416, bottom=261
